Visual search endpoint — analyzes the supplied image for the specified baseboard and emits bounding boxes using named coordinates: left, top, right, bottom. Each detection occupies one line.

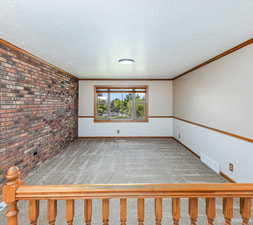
left=220, top=172, right=236, bottom=183
left=172, top=137, right=236, bottom=183
left=78, top=136, right=172, bottom=139
left=171, top=137, right=200, bottom=159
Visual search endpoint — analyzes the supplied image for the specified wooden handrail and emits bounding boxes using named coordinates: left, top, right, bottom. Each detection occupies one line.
left=15, top=183, right=253, bottom=199
left=2, top=167, right=253, bottom=225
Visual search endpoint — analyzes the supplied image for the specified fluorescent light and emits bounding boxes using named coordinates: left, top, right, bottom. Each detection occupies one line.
left=118, top=58, right=135, bottom=64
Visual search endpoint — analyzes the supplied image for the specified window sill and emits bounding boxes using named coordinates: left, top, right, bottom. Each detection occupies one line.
left=94, top=119, right=149, bottom=123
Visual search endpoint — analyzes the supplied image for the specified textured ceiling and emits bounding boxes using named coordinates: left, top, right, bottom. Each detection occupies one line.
left=1, top=0, right=253, bottom=79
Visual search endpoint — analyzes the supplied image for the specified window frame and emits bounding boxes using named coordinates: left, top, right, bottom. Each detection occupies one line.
left=94, top=85, right=149, bottom=122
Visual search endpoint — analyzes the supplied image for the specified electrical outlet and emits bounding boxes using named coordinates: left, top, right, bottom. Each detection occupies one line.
left=117, top=129, right=120, bottom=134
left=229, top=163, right=234, bottom=172
left=178, top=133, right=181, bottom=139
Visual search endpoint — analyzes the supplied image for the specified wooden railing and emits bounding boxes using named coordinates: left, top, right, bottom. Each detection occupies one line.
left=2, top=167, right=253, bottom=225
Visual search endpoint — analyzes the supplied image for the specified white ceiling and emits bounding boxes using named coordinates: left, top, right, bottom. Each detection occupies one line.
left=1, top=0, right=253, bottom=79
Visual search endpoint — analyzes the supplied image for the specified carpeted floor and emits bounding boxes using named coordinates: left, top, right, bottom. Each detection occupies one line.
left=0, top=138, right=249, bottom=225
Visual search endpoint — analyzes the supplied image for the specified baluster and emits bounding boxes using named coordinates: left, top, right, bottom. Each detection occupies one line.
left=66, top=200, right=74, bottom=225
left=155, top=198, right=162, bottom=225
left=3, top=167, right=21, bottom=225
left=29, top=200, right=40, bottom=225
left=206, top=198, right=216, bottom=225
left=137, top=198, right=145, bottom=225
left=102, top=199, right=109, bottom=225
left=189, top=198, right=198, bottom=225
left=223, top=198, right=233, bottom=225
left=48, top=200, right=57, bottom=225
left=240, top=198, right=244, bottom=215
left=120, top=199, right=127, bottom=225
left=240, top=198, right=251, bottom=225
left=172, top=198, right=180, bottom=225
left=84, top=199, right=92, bottom=225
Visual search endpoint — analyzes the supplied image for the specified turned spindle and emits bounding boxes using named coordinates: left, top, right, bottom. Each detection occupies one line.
left=189, top=198, right=198, bottom=225
left=172, top=198, right=180, bottom=225
left=137, top=198, right=145, bottom=225
left=240, top=198, right=251, bottom=225
left=155, top=198, right=162, bottom=225
left=29, top=200, right=40, bottom=225
left=102, top=199, right=109, bottom=225
left=120, top=198, right=127, bottom=225
left=48, top=200, right=57, bottom=225
left=66, top=200, right=74, bottom=225
left=206, top=198, right=216, bottom=225
left=84, top=199, right=92, bottom=225
left=223, top=198, right=233, bottom=225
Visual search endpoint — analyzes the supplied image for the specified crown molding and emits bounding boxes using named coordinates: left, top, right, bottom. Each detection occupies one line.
left=0, top=38, right=78, bottom=80
left=3, top=37, right=252, bottom=82
left=173, top=38, right=253, bottom=80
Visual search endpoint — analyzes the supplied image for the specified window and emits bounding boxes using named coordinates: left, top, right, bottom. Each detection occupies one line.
left=95, top=86, right=148, bottom=122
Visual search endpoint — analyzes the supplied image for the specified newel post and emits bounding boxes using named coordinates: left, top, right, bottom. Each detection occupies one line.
left=3, top=167, right=22, bottom=225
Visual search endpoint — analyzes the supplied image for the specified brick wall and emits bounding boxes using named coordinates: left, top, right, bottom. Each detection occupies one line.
left=0, top=42, right=78, bottom=193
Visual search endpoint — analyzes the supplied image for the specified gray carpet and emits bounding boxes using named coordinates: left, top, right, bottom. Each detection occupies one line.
left=0, top=138, right=250, bottom=225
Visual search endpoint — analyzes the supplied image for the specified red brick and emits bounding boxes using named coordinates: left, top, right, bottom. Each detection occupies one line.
left=0, top=43, right=78, bottom=193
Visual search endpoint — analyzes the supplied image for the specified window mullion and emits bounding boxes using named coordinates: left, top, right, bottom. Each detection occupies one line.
left=107, top=89, right=111, bottom=120
left=132, top=90, right=136, bottom=120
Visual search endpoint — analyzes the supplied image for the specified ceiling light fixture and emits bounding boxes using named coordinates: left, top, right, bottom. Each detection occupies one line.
left=118, top=58, right=135, bottom=64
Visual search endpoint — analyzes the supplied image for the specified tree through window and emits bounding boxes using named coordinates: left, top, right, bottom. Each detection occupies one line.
left=95, top=86, right=148, bottom=122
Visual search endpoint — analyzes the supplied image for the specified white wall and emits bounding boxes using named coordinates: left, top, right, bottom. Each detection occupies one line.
left=173, top=43, right=253, bottom=182
left=173, top=119, right=253, bottom=182
left=78, top=44, right=253, bottom=182
left=79, top=80, right=173, bottom=137
left=173, top=44, right=253, bottom=139
left=79, top=118, right=173, bottom=137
